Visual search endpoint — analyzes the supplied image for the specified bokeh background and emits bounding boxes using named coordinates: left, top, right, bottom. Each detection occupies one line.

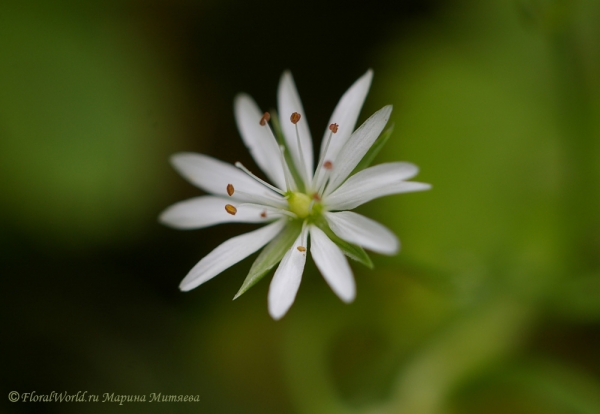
left=2, top=0, right=599, bottom=413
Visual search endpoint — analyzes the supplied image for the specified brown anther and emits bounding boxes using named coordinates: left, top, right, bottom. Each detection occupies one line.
left=312, top=193, right=321, bottom=201
left=323, top=160, right=333, bottom=170
left=225, top=204, right=237, bottom=215
left=226, top=184, right=234, bottom=196
left=290, top=112, right=301, bottom=124
left=260, top=210, right=267, bottom=218
left=259, top=112, right=270, bottom=126
left=297, top=246, right=306, bottom=252
left=329, top=123, right=339, bottom=133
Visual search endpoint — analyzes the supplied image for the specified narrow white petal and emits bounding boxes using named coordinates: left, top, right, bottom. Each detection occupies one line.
left=325, top=162, right=430, bottom=210
left=324, top=211, right=399, bottom=255
left=268, top=232, right=307, bottom=320
left=324, top=105, right=393, bottom=195
left=309, top=225, right=355, bottom=302
left=278, top=71, right=314, bottom=184
left=159, top=196, right=279, bottom=229
left=179, top=220, right=286, bottom=291
left=319, top=70, right=373, bottom=165
left=170, top=153, right=286, bottom=208
left=234, top=94, right=287, bottom=190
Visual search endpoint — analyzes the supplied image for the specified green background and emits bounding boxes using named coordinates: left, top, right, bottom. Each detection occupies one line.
left=1, top=0, right=599, bottom=413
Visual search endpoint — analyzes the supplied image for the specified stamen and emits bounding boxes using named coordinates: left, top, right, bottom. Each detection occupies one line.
left=260, top=210, right=267, bottom=218
left=278, top=145, right=295, bottom=191
left=254, top=114, right=296, bottom=191
left=227, top=184, right=234, bottom=196
left=233, top=189, right=288, bottom=209
left=316, top=172, right=330, bottom=196
left=225, top=204, right=237, bottom=215
left=235, top=162, right=286, bottom=196
left=297, top=222, right=308, bottom=256
left=236, top=202, right=298, bottom=219
left=259, top=112, right=270, bottom=126
left=312, top=193, right=321, bottom=201
left=323, top=160, right=333, bottom=170
left=290, top=112, right=301, bottom=124
left=312, top=124, right=337, bottom=192
left=292, top=117, right=310, bottom=186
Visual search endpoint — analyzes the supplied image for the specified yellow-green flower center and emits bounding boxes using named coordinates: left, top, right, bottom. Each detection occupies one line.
left=287, top=192, right=312, bottom=219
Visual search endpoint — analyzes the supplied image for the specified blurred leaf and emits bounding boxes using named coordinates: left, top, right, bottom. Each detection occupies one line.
left=386, top=300, right=534, bottom=414
left=508, top=359, right=600, bottom=414
left=374, top=0, right=572, bottom=295
left=550, top=273, right=600, bottom=321
left=0, top=1, right=189, bottom=250
left=455, top=358, right=600, bottom=414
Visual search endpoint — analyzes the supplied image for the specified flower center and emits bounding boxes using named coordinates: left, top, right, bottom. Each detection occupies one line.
left=287, top=192, right=312, bottom=219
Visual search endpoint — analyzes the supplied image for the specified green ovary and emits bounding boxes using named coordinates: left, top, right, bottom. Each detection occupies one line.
left=287, top=192, right=323, bottom=220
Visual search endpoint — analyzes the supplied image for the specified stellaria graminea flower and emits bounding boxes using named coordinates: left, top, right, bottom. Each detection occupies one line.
left=160, top=70, right=431, bottom=319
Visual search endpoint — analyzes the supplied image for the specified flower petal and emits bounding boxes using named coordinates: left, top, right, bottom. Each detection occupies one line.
left=324, top=105, right=392, bottom=195
left=234, top=94, right=287, bottom=190
left=325, top=162, right=430, bottom=210
left=159, top=196, right=280, bottom=229
left=278, top=71, right=314, bottom=184
left=309, top=225, right=355, bottom=302
left=324, top=211, right=399, bottom=255
left=268, top=230, right=307, bottom=319
left=319, top=70, right=373, bottom=167
left=170, top=152, right=286, bottom=208
left=179, top=220, right=286, bottom=291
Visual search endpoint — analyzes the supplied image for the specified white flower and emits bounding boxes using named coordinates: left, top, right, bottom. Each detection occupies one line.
left=160, top=70, right=431, bottom=319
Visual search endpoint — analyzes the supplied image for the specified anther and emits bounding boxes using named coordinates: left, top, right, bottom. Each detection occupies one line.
left=259, top=112, right=270, bottom=126
left=312, top=193, right=321, bottom=201
left=290, top=112, right=301, bottom=124
left=297, top=246, right=306, bottom=252
left=329, top=123, right=339, bottom=133
left=323, top=160, right=333, bottom=170
left=225, top=204, right=237, bottom=215
left=226, top=184, right=234, bottom=196
left=260, top=210, right=267, bottom=218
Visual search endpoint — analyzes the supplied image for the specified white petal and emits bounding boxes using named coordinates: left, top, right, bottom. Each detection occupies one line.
left=278, top=71, right=314, bottom=184
left=325, top=162, right=430, bottom=210
left=309, top=225, right=355, bottom=302
left=324, top=211, right=399, bottom=255
left=159, top=196, right=280, bottom=229
left=234, top=94, right=287, bottom=190
left=268, top=231, right=307, bottom=320
left=319, top=70, right=373, bottom=167
left=179, top=220, right=286, bottom=291
left=324, top=105, right=393, bottom=195
left=170, top=153, right=286, bottom=208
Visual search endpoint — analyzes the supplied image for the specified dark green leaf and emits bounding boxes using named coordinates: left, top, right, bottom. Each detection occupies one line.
left=234, top=221, right=302, bottom=299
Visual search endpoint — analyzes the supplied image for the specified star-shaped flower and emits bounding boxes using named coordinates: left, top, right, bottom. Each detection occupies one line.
left=160, top=70, right=431, bottom=319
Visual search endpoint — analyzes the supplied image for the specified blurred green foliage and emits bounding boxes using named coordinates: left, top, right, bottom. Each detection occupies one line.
left=1, top=0, right=599, bottom=413
left=0, top=0, right=191, bottom=250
